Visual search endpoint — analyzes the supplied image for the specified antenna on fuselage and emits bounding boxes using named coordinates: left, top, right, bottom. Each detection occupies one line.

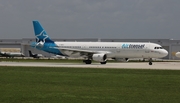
left=98, top=38, right=101, bottom=42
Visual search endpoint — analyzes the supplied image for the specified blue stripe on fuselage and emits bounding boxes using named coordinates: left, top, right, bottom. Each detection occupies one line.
left=31, top=42, right=64, bottom=56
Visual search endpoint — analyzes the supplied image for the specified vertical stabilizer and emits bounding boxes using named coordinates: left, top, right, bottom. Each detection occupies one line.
left=28, top=50, right=33, bottom=57
left=32, top=21, right=54, bottom=43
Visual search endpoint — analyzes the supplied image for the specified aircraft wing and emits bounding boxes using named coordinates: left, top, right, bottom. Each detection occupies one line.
left=53, top=47, right=111, bottom=57
left=0, top=52, right=10, bottom=57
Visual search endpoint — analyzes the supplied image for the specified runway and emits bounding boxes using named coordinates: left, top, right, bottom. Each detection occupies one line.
left=0, top=61, right=180, bottom=70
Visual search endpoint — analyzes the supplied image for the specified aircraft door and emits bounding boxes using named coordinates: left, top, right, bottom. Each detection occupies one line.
left=82, top=45, right=88, bottom=50
left=115, top=44, right=124, bottom=57
left=116, top=44, right=121, bottom=53
left=144, top=44, right=150, bottom=57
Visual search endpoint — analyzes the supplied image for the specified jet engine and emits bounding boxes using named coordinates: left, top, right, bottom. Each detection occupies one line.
left=175, top=52, right=180, bottom=58
left=92, top=54, right=107, bottom=62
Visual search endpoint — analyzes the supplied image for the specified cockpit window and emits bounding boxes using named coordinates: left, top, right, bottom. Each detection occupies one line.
left=154, top=47, right=163, bottom=49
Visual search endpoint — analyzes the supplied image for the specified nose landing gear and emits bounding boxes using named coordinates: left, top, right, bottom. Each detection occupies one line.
left=149, top=58, right=152, bottom=65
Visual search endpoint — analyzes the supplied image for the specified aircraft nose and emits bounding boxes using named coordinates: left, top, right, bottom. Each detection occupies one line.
left=162, top=49, right=168, bottom=57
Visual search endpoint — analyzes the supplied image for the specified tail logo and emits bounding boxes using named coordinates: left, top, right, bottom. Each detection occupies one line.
left=36, top=30, right=48, bottom=43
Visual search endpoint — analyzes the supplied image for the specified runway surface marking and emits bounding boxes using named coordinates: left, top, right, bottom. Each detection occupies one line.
left=0, top=62, right=180, bottom=70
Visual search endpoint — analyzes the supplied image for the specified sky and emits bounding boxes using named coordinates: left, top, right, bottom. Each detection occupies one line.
left=0, top=0, right=180, bottom=39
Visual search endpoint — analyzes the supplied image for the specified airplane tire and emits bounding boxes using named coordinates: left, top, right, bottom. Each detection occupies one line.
left=149, top=62, right=152, bottom=65
left=100, top=61, right=107, bottom=64
left=83, top=60, right=92, bottom=64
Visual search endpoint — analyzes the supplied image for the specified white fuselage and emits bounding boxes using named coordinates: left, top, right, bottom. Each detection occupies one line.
left=53, top=42, right=168, bottom=59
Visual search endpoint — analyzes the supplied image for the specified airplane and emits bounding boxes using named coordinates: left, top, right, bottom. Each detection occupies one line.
left=28, top=50, right=43, bottom=58
left=175, top=52, right=180, bottom=58
left=0, top=51, right=25, bottom=58
left=31, top=21, right=168, bottom=65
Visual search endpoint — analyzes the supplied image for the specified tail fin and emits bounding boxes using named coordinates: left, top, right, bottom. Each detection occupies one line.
left=28, top=50, right=33, bottom=57
left=32, top=21, right=54, bottom=43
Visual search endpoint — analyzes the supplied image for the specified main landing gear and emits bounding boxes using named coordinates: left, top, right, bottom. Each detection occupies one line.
left=100, top=61, right=107, bottom=64
left=83, top=60, right=107, bottom=64
left=83, top=60, right=92, bottom=64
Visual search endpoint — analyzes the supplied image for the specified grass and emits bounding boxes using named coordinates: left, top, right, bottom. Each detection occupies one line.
left=0, top=66, right=180, bottom=103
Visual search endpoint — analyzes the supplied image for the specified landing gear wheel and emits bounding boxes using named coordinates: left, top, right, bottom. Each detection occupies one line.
left=100, top=61, right=107, bottom=64
left=148, top=58, right=153, bottom=65
left=83, top=60, right=92, bottom=64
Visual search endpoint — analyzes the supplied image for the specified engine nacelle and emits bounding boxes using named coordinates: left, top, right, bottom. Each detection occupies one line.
left=92, top=54, right=107, bottom=62
left=175, top=52, right=180, bottom=58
